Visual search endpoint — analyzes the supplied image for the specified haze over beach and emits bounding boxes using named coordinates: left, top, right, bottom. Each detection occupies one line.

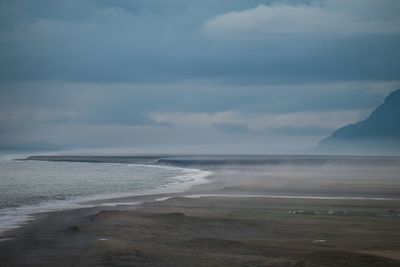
left=1, top=1, right=400, bottom=266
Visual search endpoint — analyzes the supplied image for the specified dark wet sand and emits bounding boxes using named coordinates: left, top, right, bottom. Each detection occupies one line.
left=1, top=164, right=400, bottom=266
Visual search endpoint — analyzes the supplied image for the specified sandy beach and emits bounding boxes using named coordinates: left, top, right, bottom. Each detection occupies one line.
left=1, top=160, right=400, bottom=266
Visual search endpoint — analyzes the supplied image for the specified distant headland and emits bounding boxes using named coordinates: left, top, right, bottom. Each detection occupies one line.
left=318, top=89, right=400, bottom=154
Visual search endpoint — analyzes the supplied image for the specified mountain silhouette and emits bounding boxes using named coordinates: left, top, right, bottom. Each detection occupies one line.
left=318, top=89, right=400, bottom=154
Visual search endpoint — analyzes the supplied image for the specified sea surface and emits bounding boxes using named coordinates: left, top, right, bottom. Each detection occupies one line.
left=0, top=156, right=211, bottom=234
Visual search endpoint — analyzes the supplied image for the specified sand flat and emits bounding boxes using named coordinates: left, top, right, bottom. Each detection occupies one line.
left=1, top=194, right=400, bottom=266
left=359, top=250, right=400, bottom=261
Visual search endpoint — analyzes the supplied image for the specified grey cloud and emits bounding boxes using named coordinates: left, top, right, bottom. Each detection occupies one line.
left=0, top=81, right=394, bottom=129
left=203, top=2, right=400, bottom=36
left=0, top=0, right=399, bottom=83
left=1, top=80, right=389, bottom=151
left=212, top=122, right=251, bottom=134
left=270, top=126, right=333, bottom=136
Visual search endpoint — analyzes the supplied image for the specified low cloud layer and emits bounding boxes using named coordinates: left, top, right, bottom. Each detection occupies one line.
left=150, top=110, right=361, bottom=133
left=204, top=3, right=400, bottom=37
left=0, top=81, right=396, bottom=152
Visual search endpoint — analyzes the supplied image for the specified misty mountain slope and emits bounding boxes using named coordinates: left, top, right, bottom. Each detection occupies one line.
left=318, top=89, right=400, bottom=154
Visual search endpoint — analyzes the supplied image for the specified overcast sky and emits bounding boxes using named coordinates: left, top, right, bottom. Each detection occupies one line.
left=1, top=0, right=399, bottom=154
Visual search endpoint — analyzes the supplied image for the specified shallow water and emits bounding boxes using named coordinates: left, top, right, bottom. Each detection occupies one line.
left=0, top=159, right=210, bottom=234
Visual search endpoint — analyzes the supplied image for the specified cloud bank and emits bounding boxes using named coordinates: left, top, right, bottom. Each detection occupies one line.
left=204, top=2, right=400, bottom=37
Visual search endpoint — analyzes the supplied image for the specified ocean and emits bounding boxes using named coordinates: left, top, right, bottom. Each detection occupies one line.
left=0, top=157, right=211, bottom=234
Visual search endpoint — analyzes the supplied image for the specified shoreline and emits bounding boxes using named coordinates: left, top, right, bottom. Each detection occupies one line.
left=1, top=156, right=400, bottom=266
left=0, top=161, right=213, bottom=236
left=1, top=163, right=400, bottom=234
left=2, top=156, right=400, bottom=237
